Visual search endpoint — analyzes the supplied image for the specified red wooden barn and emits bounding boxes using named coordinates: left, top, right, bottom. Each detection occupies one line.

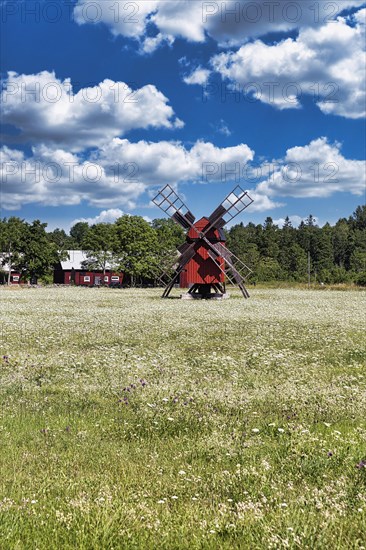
left=53, top=251, right=123, bottom=286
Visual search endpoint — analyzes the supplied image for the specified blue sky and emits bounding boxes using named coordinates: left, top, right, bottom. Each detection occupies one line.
left=1, top=0, right=365, bottom=231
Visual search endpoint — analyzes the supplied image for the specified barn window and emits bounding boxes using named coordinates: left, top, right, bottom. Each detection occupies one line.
left=104, top=276, right=109, bottom=282
left=12, top=276, right=19, bottom=282
left=111, top=276, right=119, bottom=282
left=84, top=276, right=90, bottom=282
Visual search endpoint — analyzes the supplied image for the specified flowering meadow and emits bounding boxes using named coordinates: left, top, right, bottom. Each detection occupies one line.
left=0, top=286, right=365, bottom=549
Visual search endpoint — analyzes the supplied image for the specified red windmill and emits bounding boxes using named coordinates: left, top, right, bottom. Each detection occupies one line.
left=152, top=184, right=254, bottom=299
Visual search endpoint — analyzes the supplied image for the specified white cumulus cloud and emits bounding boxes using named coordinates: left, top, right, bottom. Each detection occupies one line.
left=73, top=1, right=365, bottom=50
left=2, top=137, right=363, bottom=213
left=210, top=15, right=366, bottom=118
left=72, top=209, right=125, bottom=226
left=74, top=0, right=159, bottom=38
left=1, top=71, right=183, bottom=151
left=0, top=139, right=255, bottom=210
left=183, top=67, right=211, bottom=86
left=256, top=138, right=366, bottom=198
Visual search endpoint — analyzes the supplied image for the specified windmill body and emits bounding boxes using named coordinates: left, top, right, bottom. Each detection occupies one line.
left=152, top=185, right=254, bottom=299
left=180, top=217, right=226, bottom=293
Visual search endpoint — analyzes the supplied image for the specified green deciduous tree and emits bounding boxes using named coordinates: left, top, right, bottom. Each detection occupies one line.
left=82, top=223, right=119, bottom=274
left=151, top=218, right=185, bottom=280
left=256, top=257, right=284, bottom=281
left=70, top=222, right=90, bottom=248
left=16, top=220, right=60, bottom=281
left=0, top=217, right=27, bottom=284
left=115, top=215, right=159, bottom=285
left=47, top=228, right=74, bottom=251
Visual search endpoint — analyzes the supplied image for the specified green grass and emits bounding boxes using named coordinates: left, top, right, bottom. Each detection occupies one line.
left=0, top=287, right=365, bottom=549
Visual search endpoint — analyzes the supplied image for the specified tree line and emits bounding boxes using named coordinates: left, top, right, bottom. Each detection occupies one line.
left=226, top=206, right=366, bottom=285
left=0, top=205, right=365, bottom=285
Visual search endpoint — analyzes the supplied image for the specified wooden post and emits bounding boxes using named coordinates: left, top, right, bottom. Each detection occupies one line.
left=308, top=251, right=310, bottom=289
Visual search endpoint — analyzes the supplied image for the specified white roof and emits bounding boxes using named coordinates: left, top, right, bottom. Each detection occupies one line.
left=1, top=251, right=115, bottom=272
left=0, top=252, right=20, bottom=272
left=60, top=251, right=115, bottom=270
left=0, top=261, right=11, bottom=272
left=60, top=250, right=88, bottom=270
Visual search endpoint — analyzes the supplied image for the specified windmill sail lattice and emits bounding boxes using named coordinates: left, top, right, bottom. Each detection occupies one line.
left=207, top=186, right=254, bottom=229
left=152, top=185, right=195, bottom=229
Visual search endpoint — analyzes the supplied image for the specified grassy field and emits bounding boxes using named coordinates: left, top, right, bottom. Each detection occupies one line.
left=0, top=287, right=365, bottom=549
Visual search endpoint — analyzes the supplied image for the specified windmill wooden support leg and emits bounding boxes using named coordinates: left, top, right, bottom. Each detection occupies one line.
left=238, top=283, right=250, bottom=299
left=213, top=283, right=225, bottom=294
left=162, top=273, right=179, bottom=298
left=188, top=283, right=199, bottom=294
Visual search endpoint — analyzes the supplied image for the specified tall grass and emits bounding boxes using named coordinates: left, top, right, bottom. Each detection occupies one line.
left=0, top=287, right=365, bottom=549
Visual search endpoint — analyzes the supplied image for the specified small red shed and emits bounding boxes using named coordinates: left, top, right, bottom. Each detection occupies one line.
left=0, top=255, right=22, bottom=284
left=9, top=272, right=21, bottom=284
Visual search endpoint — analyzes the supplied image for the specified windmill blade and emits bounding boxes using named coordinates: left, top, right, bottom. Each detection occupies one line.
left=160, top=241, right=197, bottom=298
left=207, top=186, right=254, bottom=230
left=157, top=242, right=195, bottom=285
left=162, top=271, right=180, bottom=298
left=208, top=248, right=250, bottom=298
left=203, top=237, right=251, bottom=298
left=155, top=252, right=179, bottom=286
left=157, top=234, right=199, bottom=287
left=177, top=241, right=197, bottom=271
left=152, top=184, right=195, bottom=229
left=177, top=241, right=192, bottom=255
left=205, top=248, right=236, bottom=288
left=207, top=241, right=252, bottom=280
